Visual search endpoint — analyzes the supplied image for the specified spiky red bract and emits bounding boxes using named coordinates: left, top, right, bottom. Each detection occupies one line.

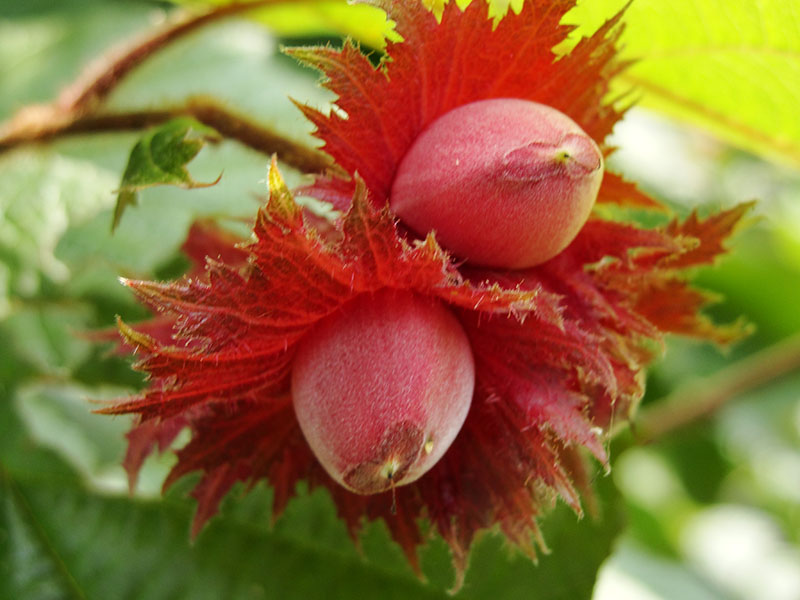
left=292, top=0, right=629, bottom=212
left=87, top=220, right=249, bottom=356
left=102, top=0, right=753, bottom=580
left=105, top=158, right=749, bottom=574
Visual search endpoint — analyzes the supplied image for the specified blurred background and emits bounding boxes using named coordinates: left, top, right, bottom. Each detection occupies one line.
left=1, top=1, right=798, bottom=599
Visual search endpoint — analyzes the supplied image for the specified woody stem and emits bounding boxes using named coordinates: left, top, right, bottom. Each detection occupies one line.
left=628, top=331, right=800, bottom=444
left=0, top=0, right=337, bottom=176
left=60, top=0, right=308, bottom=114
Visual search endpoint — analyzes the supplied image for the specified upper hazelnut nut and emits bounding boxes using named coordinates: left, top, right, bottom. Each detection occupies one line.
left=391, top=98, right=604, bottom=269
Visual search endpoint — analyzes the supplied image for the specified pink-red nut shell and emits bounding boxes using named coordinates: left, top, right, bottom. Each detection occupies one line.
left=391, top=98, right=604, bottom=269
left=291, top=289, right=475, bottom=495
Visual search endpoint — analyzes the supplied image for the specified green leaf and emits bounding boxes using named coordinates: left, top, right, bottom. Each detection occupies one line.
left=14, top=384, right=133, bottom=492
left=173, top=0, right=522, bottom=50
left=563, top=0, right=800, bottom=168
left=113, top=118, right=222, bottom=231
left=177, top=0, right=393, bottom=49
left=254, top=1, right=393, bottom=49
left=1, top=305, right=93, bottom=376
left=0, top=454, right=622, bottom=600
left=3, top=376, right=623, bottom=600
left=459, top=474, right=625, bottom=599
left=0, top=151, right=116, bottom=316
left=0, top=463, right=448, bottom=600
left=0, top=472, right=87, bottom=600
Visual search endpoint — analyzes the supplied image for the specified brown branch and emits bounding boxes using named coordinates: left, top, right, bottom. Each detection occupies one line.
left=59, top=0, right=302, bottom=115
left=623, top=331, right=800, bottom=444
left=0, top=98, right=336, bottom=175
left=0, top=0, right=341, bottom=174
left=184, top=99, right=337, bottom=174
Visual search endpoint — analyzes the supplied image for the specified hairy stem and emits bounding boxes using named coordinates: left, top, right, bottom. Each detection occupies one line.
left=627, top=331, right=800, bottom=443
left=0, top=0, right=339, bottom=175
left=0, top=98, right=335, bottom=174
left=185, top=99, right=337, bottom=174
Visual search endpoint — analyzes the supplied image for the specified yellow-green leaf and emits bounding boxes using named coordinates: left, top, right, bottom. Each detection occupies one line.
left=179, top=0, right=393, bottom=49
left=563, top=0, right=800, bottom=168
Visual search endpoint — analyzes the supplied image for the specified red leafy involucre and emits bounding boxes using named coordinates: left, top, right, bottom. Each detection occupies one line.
left=102, top=0, right=751, bottom=580
left=294, top=0, right=635, bottom=211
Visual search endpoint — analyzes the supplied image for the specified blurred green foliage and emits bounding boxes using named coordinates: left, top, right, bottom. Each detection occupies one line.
left=1, top=1, right=799, bottom=599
